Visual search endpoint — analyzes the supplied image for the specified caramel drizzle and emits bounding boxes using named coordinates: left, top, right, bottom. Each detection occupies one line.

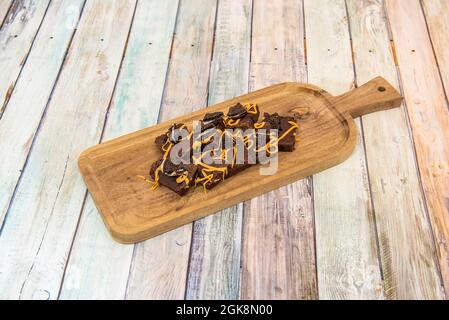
left=223, top=104, right=259, bottom=127
left=226, top=118, right=241, bottom=127
left=151, top=141, right=173, bottom=189
left=254, top=122, right=265, bottom=129
left=149, top=106, right=298, bottom=193
left=176, top=171, right=189, bottom=186
left=246, top=104, right=258, bottom=115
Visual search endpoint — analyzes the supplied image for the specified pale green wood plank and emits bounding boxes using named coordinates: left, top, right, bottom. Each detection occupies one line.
left=124, top=0, right=217, bottom=299
left=58, top=0, right=179, bottom=300
left=0, top=0, right=85, bottom=230
left=386, top=0, right=449, bottom=298
left=0, top=0, right=136, bottom=300
left=346, top=0, right=443, bottom=300
left=241, top=0, right=318, bottom=300
left=185, top=0, right=251, bottom=300
left=304, top=0, right=383, bottom=299
left=0, top=0, right=51, bottom=117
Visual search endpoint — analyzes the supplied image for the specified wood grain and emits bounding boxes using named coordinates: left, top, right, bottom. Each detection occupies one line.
left=421, top=0, right=449, bottom=100
left=79, top=78, right=401, bottom=242
left=59, top=0, right=179, bottom=300
left=0, top=0, right=50, bottom=117
left=347, top=0, right=443, bottom=300
left=350, top=0, right=444, bottom=300
left=124, top=0, right=217, bottom=300
left=304, top=0, right=383, bottom=299
left=386, top=0, right=449, bottom=298
left=185, top=0, right=251, bottom=300
left=241, top=0, right=317, bottom=300
left=0, top=0, right=85, bottom=229
left=0, top=0, right=13, bottom=27
left=0, top=0, right=136, bottom=300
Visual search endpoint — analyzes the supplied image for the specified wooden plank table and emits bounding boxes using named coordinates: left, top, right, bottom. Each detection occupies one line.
left=0, top=0, right=447, bottom=300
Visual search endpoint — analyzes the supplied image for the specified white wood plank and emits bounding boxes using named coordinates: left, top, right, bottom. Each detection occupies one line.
left=0, top=0, right=85, bottom=229
left=0, top=0, right=136, bottom=300
left=0, top=0, right=51, bottom=117
left=346, top=0, right=443, bottom=300
left=304, top=0, right=383, bottom=299
left=58, top=0, right=179, bottom=300
left=241, top=0, right=318, bottom=300
left=124, top=0, right=217, bottom=300
left=0, top=0, right=13, bottom=26
left=386, top=0, right=449, bottom=298
left=185, top=0, right=251, bottom=300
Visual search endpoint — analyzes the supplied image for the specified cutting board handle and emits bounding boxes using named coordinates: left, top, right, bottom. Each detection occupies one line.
left=333, top=77, right=402, bottom=118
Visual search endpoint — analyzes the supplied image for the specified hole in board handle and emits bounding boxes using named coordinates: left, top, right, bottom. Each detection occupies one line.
left=378, top=86, right=386, bottom=92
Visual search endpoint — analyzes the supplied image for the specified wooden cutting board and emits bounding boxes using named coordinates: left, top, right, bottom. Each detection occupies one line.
left=79, top=76, right=402, bottom=244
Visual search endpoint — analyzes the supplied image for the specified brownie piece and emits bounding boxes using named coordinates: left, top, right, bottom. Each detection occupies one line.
left=256, top=113, right=297, bottom=153
left=198, top=171, right=224, bottom=190
left=254, top=114, right=278, bottom=149
left=227, top=130, right=257, bottom=176
left=155, top=123, right=190, bottom=153
left=203, top=112, right=224, bottom=125
left=150, top=159, right=163, bottom=179
left=262, top=112, right=282, bottom=130
left=204, top=112, right=224, bottom=122
left=245, top=104, right=260, bottom=123
left=168, top=123, right=189, bottom=143
left=202, top=112, right=225, bottom=131
left=150, top=158, right=197, bottom=196
left=254, top=112, right=297, bottom=156
left=232, top=116, right=254, bottom=130
left=228, top=150, right=253, bottom=177
left=158, top=167, right=196, bottom=196
left=155, top=134, right=169, bottom=151
left=161, top=157, right=185, bottom=176
left=278, top=117, right=298, bottom=152
left=227, top=103, right=247, bottom=120
left=255, top=132, right=278, bottom=164
left=195, top=163, right=229, bottom=190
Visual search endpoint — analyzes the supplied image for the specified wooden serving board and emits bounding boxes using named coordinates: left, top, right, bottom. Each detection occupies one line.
left=79, top=77, right=402, bottom=244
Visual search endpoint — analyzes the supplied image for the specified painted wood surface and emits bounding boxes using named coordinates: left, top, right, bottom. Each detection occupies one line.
left=0, top=0, right=84, bottom=229
left=124, top=0, right=217, bottom=299
left=346, top=0, right=443, bottom=300
left=59, top=0, right=179, bottom=300
left=241, top=0, right=318, bottom=300
left=0, top=0, right=50, bottom=117
left=185, top=0, right=251, bottom=300
left=0, top=0, right=447, bottom=300
left=421, top=0, right=449, bottom=100
left=304, top=0, right=383, bottom=299
left=0, top=0, right=136, bottom=300
left=0, top=0, right=13, bottom=27
left=386, top=0, right=449, bottom=298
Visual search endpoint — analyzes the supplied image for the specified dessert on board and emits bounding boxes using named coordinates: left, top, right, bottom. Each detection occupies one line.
left=148, top=103, right=299, bottom=196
